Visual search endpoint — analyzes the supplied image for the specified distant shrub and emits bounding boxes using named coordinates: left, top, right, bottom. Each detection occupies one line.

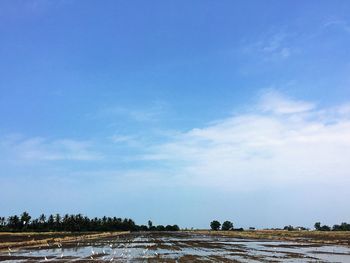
left=333, top=223, right=350, bottom=231
left=210, top=220, right=221, bottom=231
left=284, top=225, right=294, bottom=231
left=221, top=221, right=234, bottom=231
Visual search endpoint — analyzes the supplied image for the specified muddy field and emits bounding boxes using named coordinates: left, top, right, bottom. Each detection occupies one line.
left=1, top=231, right=350, bottom=262
left=194, top=230, right=350, bottom=246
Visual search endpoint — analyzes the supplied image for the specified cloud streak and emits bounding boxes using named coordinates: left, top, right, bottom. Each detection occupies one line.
left=2, top=91, right=350, bottom=194
left=258, top=90, right=315, bottom=114
left=243, top=32, right=293, bottom=60
left=93, top=101, right=168, bottom=123
left=0, top=136, right=102, bottom=162
left=143, top=91, right=350, bottom=190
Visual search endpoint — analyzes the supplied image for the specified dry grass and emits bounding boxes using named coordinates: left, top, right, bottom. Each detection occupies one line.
left=0, top=231, right=129, bottom=252
left=189, top=230, right=350, bottom=246
left=2, top=230, right=350, bottom=253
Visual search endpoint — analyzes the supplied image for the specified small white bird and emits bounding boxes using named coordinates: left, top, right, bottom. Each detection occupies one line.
left=44, top=256, right=48, bottom=261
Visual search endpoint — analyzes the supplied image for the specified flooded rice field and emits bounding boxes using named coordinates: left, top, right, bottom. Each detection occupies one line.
left=1, top=232, right=350, bottom=262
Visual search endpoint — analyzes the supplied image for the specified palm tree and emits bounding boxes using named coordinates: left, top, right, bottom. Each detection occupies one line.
left=20, top=212, right=31, bottom=227
left=0, top=217, right=5, bottom=227
left=39, top=214, right=46, bottom=224
left=8, top=215, right=20, bottom=229
left=54, top=214, right=61, bottom=230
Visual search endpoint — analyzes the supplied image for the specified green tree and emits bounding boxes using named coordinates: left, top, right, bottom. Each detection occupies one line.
left=148, top=220, right=153, bottom=230
left=210, top=220, right=221, bottom=231
left=0, top=217, right=5, bottom=227
left=284, top=225, right=294, bottom=231
left=8, top=215, right=20, bottom=229
left=39, top=214, right=46, bottom=224
left=339, top=222, right=350, bottom=231
left=314, top=222, right=321, bottom=230
left=320, top=225, right=331, bottom=231
left=156, top=225, right=165, bottom=231
left=221, top=221, right=234, bottom=231
left=20, top=212, right=31, bottom=225
left=54, top=214, right=61, bottom=230
left=47, top=215, right=55, bottom=228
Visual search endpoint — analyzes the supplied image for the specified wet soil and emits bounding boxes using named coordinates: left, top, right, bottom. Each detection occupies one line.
left=1, top=231, right=350, bottom=262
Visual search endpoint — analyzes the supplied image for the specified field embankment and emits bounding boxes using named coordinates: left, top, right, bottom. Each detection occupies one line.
left=0, top=231, right=129, bottom=252
left=191, top=230, right=350, bottom=246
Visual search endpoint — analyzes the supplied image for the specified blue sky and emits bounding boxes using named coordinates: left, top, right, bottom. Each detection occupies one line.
left=1, top=0, right=350, bottom=229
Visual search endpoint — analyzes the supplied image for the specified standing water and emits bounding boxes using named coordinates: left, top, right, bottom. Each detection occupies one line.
left=1, top=232, right=350, bottom=262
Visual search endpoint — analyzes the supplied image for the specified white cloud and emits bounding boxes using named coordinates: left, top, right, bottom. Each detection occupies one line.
left=109, top=134, right=143, bottom=148
left=244, top=32, right=293, bottom=60
left=280, top=48, right=291, bottom=58
left=3, top=92, right=350, bottom=194
left=258, top=90, right=315, bottom=114
left=323, top=19, right=350, bottom=33
left=261, top=33, right=286, bottom=53
left=0, top=136, right=102, bottom=162
left=94, top=101, right=168, bottom=123
left=110, top=135, right=135, bottom=143
left=143, top=92, right=350, bottom=190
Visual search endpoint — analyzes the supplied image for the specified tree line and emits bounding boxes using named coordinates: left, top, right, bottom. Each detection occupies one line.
left=210, top=220, right=243, bottom=231
left=283, top=222, right=350, bottom=231
left=314, top=222, right=350, bottom=231
left=0, top=212, right=180, bottom=232
left=209, top=220, right=350, bottom=231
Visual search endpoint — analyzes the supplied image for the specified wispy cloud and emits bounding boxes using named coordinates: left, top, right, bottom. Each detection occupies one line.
left=323, top=19, right=350, bottom=33
left=0, top=136, right=102, bottom=162
left=243, top=32, right=293, bottom=60
left=3, top=91, right=350, bottom=194
left=104, top=107, right=159, bottom=122
left=142, top=91, right=350, bottom=190
left=110, top=134, right=136, bottom=144
left=258, top=90, right=315, bottom=114
left=94, top=101, right=168, bottom=123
